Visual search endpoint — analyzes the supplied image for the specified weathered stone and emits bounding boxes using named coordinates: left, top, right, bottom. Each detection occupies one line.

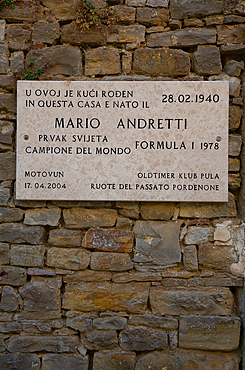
left=183, top=18, right=204, bottom=27
left=61, top=23, right=107, bottom=46
left=26, top=45, right=82, bottom=76
left=217, top=24, right=245, bottom=44
left=27, top=268, right=56, bottom=277
left=229, top=105, right=242, bottom=131
left=0, top=153, right=15, bottom=181
left=204, top=16, right=224, bottom=26
left=150, top=287, right=233, bottom=315
left=41, top=0, right=78, bottom=21
left=128, top=315, right=178, bottom=330
left=47, top=248, right=90, bottom=270
left=0, top=223, right=45, bottom=244
left=0, top=266, right=26, bottom=286
left=221, top=43, right=245, bottom=54
left=67, top=313, right=93, bottom=332
left=48, top=229, right=81, bottom=247
left=0, top=93, right=16, bottom=113
left=85, top=47, right=120, bottom=76
left=116, top=201, right=140, bottom=219
left=185, top=226, right=212, bottom=245
left=93, top=316, right=127, bottom=330
left=224, top=60, right=244, bottom=76
left=225, top=13, right=245, bottom=22
left=6, top=24, right=32, bottom=51
left=10, top=245, right=45, bottom=267
left=0, top=189, right=10, bottom=207
left=161, top=274, right=243, bottom=287
left=110, top=5, right=136, bottom=23
left=179, top=316, right=241, bottom=351
left=83, top=330, right=118, bottom=350
left=229, top=135, right=242, bottom=156
left=91, top=252, right=133, bottom=271
left=146, top=0, right=169, bottom=6
left=0, top=243, right=9, bottom=264
left=0, top=121, right=14, bottom=145
left=63, top=282, right=150, bottom=313
left=0, top=208, right=24, bottom=222
left=18, top=277, right=61, bottom=319
left=209, top=73, right=240, bottom=97
left=0, top=354, right=40, bottom=370
left=85, top=228, right=134, bottom=253
left=24, top=208, right=61, bottom=226
left=229, top=173, right=241, bottom=191
left=122, top=50, right=132, bottom=74
left=42, top=354, right=88, bottom=370
left=7, top=335, right=79, bottom=353
left=64, top=270, right=112, bottom=283
left=93, top=351, right=136, bottom=370
left=119, top=327, right=167, bottom=351
left=0, top=45, right=8, bottom=74
left=180, top=192, right=237, bottom=218
left=0, top=20, right=5, bottom=42
left=147, top=28, right=216, bottom=48
left=183, top=246, right=198, bottom=271
left=133, top=221, right=182, bottom=266
left=63, top=208, right=117, bottom=228
left=193, top=45, right=222, bottom=76
left=33, top=21, right=60, bottom=44
left=140, top=202, right=175, bottom=220
left=229, top=158, right=240, bottom=172
left=0, top=286, right=20, bottom=312
left=113, top=272, right=162, bottom=283
left=170, top=0, right=223, bottom=19
left=198, top=244, right=237, bottom=271
left=14, top=200, right=47, bottom=208
left=137, top=8, right=168, bottom=26
left=10, top=51, right=24, bottom=74
left=0, top=75, right=16, bottom=91
left=125, top=0, right=146, bottom=6
left=135, top=350, right=241, bottom=370
left=108, top=25, right=145, bottom=44
left=134, top=48, right=190, bottom=76
left=0, top=322, right=21, bottom=333
left=0, top=1, right=44, bottom=22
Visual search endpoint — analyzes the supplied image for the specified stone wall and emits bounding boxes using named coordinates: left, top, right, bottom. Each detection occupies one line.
left=0, top=0, right=245, bottom=369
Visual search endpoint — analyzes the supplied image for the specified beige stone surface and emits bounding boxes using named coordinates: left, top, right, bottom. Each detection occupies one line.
left=46, top=247, right=90, bottom=270
left=91, top=251, right=133, bottom=271
left=63, top=208, right=117, bottom=228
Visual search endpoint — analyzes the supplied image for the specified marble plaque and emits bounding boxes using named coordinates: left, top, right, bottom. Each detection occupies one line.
left=16, top=81, right=228, bottom=201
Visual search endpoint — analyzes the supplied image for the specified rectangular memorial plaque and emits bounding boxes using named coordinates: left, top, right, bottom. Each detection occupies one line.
left=16, top=81, right=229, bottom=201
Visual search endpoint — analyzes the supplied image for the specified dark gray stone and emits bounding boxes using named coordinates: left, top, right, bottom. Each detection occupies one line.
left=0, top=208, right=24, bottom=222
left=42, top=354, right=88, bottom=370
left=0, top=243, right=9, bottom=264
left=119, top=327, right=168, bottom=351
left=93, top=316, right=127, bottom=330
left=93, top=351, right=136, bottom=370
left=0, top=354, right=40, bottom=370
left=170, top=0, right=223, bottom=19
left=0, top=223, right=45, bottom=244
left=0, top=266, right=26, bottom=286
left=0, top=189, right=10, bottom=207
left=7, top=336, right=79, bottom=353
left=224, top=60, right=244, bottom=76
left=0, top=153, right=15, bottom=181
left=0, top=45, right=8, bottom=74
left=83, top=330, right=118, bottom=350
left=0, top=286, right=20, bottom=311
left=193, top=45, right=222, bottom=76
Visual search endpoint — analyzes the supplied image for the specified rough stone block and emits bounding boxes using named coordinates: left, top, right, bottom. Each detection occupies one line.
left=0, top=286, right=20, bottom=312
left=83, top=330, right=118, bottom=350
left=24, top=208, right=61, bottom=226
left=193, top=45, right=222, bottom=76
left=183, top=18, right=204, bottom=27
left=63, top=282, right=150, bottom=313
left=0, top=223, right=45, bottom=244
left=209, top=73, right=240, bottom=97
left=42, top=354, right=88, bottom=370
left=229, top=158, right=240, bottom=172
left=183, top=245, right=198, bottom=271
left=125, top=0, right=146, bottom=6
left=10, top=245, right=45, bottom=268
left=85, top=228, right=134, bottom=253
left=64, top=270, right=112, bottom=283
left=0, top=153, right=15, bottom=181
left=146, top=0, right=169, bottom=6
left=112, top=272, right=161, bottom=283
left=198, top=243, right=237, bottom=271
left=140, top=202, right=175, bottom=220
left=128, top=315, right=178, bottom=330
left=119, top=327, right=167, bottom=351
left=170, top=0, right=223, bottom=19
left=93, top=351, right=136, bottom=370
left=122, top=50, right=132, bottom=74
left=93, top=316, right=127, bottom=330
left=63, top=208, right=117, bottom=228
left=134, top=48, right=190, bottom=76
left=225, top=60, right=244, bottom=76
left=40, top=0, right=78, bottom=21
left=0, top=93, right=16, bottom=113
left=61, top=23, right=107, bottom=46
left=32, top=21, right=60, bottom=44
left=229, top=105, right=242, bottom=131
left=179, top=316, right=241, bottom=351
left=137, top=8, right=168, bottom=26
left=217, top=24, right=245, bottom=44
left=47, top=248, right=90, bottom=270
left=0, top=45, right=8, bottom=74
left=133, top=221, right=182, bottom=266
left=147, top=29, right=216, bottom=48
left=0, top=354, right=40, bottom=370
left=110, top=5, right=136, bottom=23
left=0, top=322, right=21, bottom=333
left=180, top=192, right=237, bottom=218
left=0, top=266, right=26, bottom=286
left=108, top=25, right=145, bottom=44
left=0, top=121, right=14, bottom=145
left=18, top=277, right=61, bottom=319
left=0, top=20, right=5, bottom=42
left=26, top=45, right=82, bottom=76
left=6, top=24, right=31, bottom=51
left=135, top=350, right=241, bottom=370
left=0, top=208, right=24, bottom=223
left=49, top=229, right=82, bottom=247
left=85, top=47, right=120, bottom=76
left=10, top=51, right=24, bottom=74
left=229, top=135, right=242, bottom=156
left=150, top=287, right=233, bottom=315
left=91, top=252, right=133, bottom=271
left=185, top=226, right=212, bottom=245
left=66, top=313, right=93, bottom=332
left=0, top=243, right=9, bottom=264
left=0, top=189, right=10, bottom=207
left=7, top=335, right=79, bottom=353
left=0, top=1, right=44, bottom=22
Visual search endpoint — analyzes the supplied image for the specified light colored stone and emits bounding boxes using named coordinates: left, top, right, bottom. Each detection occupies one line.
left=0, top=45, right=8, bottom=74
left=63, top=282, right=150, bottom=313
left=229, top=135, right=242, bottom=156
left=110, top=5, right=136, bottom=23
left=183, top=245, right=198, bottom=270
left=93, top=316, right=127, bottom=330
left=42, top=354, right=88, bottom=370
left=93, top=351, right=136, bottom=370
left=0, top=121, right=14, bottom=145
left=47, top=248, right=90, bottom=270
left=108, top=25, right=146, bottom=44
left=119, top=327, right=167, bottom=351
left=193, top=45, right=222, bottom=76
left=63, top=208, right=117, bottom=228
left=125, top=0, right=146, bottom=6
left=40, top=0, right=78, bottom=21
left=128, top=315, right=178, bottom=329
left=85, top=47, right=120, bottom=76
left=179, top=316, right=241, bottom=351
left=209, top=73, right=240, bottom=97
left=146, top=0, right=169, bottom=6
left=214, top=226, right=231, bottom=242
left=10, top=245, right=45, bottom=267
left=84, top=228, right=134, bottom=252
left=24, top=208, right=61, bottom=226
left=49, top=229, right=82, bottom=247
left=137, top=8, right=168, bottom=26
left=122, top=50, right=132, bottom=74
left=0, top=20, right=6, bottom=43
left=170, top=0, right=223, bottom=19
left=185, top=226, right=212, bottom=245
left=32, top=21, right=60, bottom=44
left=150, top=287, right=233, bottom=315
